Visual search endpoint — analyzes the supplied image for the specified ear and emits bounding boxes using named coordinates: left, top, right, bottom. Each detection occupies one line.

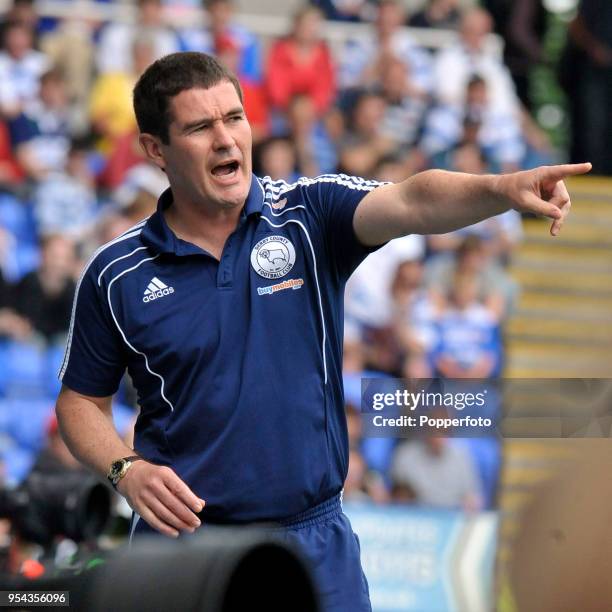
left=138, top=133, right=166, bottom=171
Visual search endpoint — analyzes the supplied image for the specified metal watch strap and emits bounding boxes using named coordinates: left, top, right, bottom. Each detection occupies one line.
left=109, top=455, right=144, bottom=489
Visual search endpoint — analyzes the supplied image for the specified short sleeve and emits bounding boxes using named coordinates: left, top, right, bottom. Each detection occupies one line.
left=59, top=265, right=127, bottom=397
left=305, top=174, right=388, bottom=282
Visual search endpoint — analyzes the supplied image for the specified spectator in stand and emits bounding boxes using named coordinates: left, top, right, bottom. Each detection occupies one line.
left=97, top=130, right=147, bottom=191
left=180, top=0, right=262, bottom=85
left=338, top=0, right=433, bottom=96
left=112, top=162, right=168, bottom=219
left=10, top=234, right=76, bottom=345
left=311, top=0, right=376, bottom=23
left=345, top=213, right=425, bottom=333
left=564, top=0, right=612, bottom=175
left=1, top=0, right=40, bottom=37
left=389, top=259, right=439, bottom=376
left=344, top=444, right=390, bottom=504
left=425, top=235, right=515, bottom=320
left=420, top=76, right=525, bottom=172
left=433, top=8, right=520, bottom=118
left=0, top=264, right=31, bottom=340
left=408, top=0, right=461, bottom=30
left=0, top=20, right=50, bottom=119
left=345, top=230, right=425, bottom=377
left=265, top=6, right=336, bottom=119
left=89, top=35, right=156, bottom=155
left=31, top=415, right=82, bottom=473
left=343, top=448, right=372, bottom=502
left=338, top=91, right=396, bottom=177
left=33, top=139, right=98, bottom=240
left=95, top=0, right=180, bottom=75
left=215, top=32, right=268, bottom=142
left=373, top=154, right=408, bottom=184
left=391, top=432, right=483, bottom=511
left=253, top=137, right=299, bottom=183
left=0, top=121, right=23, bottom=185
left=9, top=68, right=71, bottom=181
left=286, top=94, right=337, bottom=176
left=379, top=57, right=428, bottom=151
left=344, top=399, right=392, bottom=504
left=0, top=264, right=11, bottom=309
left=39, top=15, right=97, bottom=118
left=432, top=271, right=502, bottom=378
left=501, top=0, right=547, bottom=111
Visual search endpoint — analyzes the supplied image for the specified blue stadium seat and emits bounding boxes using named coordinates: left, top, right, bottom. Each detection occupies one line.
left=2, top=445, right=35, bottom=486
left=112, top=402, right=136, bottom=437
left=0, top=193, right=33, bottom=243
left=0, top=194, right=40, bottom=281
left=5, top=399, right=54, bottom=453
left=3, top=341, right=48, bottom=399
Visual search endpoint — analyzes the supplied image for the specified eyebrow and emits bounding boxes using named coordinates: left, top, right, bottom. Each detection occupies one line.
left=181, top=107, right=245, bottom=132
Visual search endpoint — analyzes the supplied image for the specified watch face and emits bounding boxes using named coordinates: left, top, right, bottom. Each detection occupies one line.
left=110, top=460, right=125, bottom=478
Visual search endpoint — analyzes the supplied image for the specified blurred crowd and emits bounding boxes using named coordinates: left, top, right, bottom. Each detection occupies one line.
left=0, top=0, right=606, bottom=544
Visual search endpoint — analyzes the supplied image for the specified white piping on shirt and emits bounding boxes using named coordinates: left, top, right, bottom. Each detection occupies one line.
left=97, top=246, right=149, bottom=286
left=128, top=512, right=141, bottom=547
left=107, top=255, right=175, bottom=412
left=59, top=228, right=144, bottom=380
left=263, top=202, right=306, bottom=217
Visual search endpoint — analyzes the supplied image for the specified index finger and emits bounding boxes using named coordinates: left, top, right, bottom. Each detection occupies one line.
left=542, top=162, right=592, bottom=181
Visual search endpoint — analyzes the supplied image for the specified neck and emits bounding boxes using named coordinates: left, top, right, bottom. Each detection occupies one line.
left=164, top=192, right=243, bottom=259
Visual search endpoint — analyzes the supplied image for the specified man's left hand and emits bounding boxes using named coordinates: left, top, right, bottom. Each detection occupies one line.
left=497, top=163, right=592, bottom=236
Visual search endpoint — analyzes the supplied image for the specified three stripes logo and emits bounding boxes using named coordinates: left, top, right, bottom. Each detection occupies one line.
left=143, top=277, right=175, bottom=303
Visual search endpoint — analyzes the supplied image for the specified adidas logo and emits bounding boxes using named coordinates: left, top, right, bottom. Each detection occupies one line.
left=143, top=277, right=175, bottom=303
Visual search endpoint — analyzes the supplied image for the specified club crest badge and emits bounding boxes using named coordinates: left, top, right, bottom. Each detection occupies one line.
left=250, top=235, right=296, bottom=279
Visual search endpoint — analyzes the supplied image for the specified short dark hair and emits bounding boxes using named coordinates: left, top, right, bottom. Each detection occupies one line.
left=133, top=52, right=243, bottom=144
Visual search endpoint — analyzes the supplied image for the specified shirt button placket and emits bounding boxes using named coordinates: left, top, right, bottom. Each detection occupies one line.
left=218, top=237, right=234, bottom=288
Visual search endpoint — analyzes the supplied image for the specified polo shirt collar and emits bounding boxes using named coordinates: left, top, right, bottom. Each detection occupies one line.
left=141, top=174, right=265, bottom=255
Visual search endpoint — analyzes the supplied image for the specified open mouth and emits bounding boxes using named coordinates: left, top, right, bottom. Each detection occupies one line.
left=211, top=160, right=240, bottom=178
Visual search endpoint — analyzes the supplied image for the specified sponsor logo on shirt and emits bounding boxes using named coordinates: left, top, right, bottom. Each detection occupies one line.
left=257, top=278, right=304, bottom=296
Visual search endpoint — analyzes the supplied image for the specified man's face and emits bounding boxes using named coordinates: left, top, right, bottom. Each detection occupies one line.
left=461, top=10, right=491, bottom=52
left=156, top=82, right=252, bottom=211
left=6, top=25, right=31, bottom=59
left=376, top=3, right=402, bottom=36
left=209, top=0, right=233, bottom=32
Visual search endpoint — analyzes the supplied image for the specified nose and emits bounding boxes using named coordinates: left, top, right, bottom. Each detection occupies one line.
left=212, top=120, right=235, bottom=151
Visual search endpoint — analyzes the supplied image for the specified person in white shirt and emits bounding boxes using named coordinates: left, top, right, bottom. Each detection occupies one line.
left=0, top=21, right=50, bottom=118
left=95, top=0, right=180, bottom=75
left=433, top=7, right=520, bottom=118
left=339, top=0, right=433, bottom=95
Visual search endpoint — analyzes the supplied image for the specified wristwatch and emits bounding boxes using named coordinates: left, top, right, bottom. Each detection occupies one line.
left=107, top=455, right=143, bottom=488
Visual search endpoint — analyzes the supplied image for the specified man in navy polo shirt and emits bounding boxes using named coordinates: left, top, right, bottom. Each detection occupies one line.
left=55, top=52, right=589, bottom=611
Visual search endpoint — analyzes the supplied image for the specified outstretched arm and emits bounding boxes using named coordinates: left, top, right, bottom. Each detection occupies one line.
left=353, top=163, right=592, bottom=246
